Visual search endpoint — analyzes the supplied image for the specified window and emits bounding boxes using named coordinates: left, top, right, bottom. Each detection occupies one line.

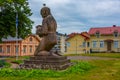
left=58, top=46, right=61, bottom=49
left=95, top=31, right=100, bottom=38
left=57, top=41, right=61, bottom=44
left=7, top=46, right=10, bottom=53
left=114, top=31, right=118, bottom=37
left=82, top=42, right=86, bottom=47
left=66, top=42, right=70, bottom=47
left=92, top=41, right=97, bottom=48
left=29, top=37, right=33, bottom=42
left=87, top=42, right=90, bottom=47
left=57, top=37, right=61, bottom=40
left=30, top=46, right=32, bottom=53
left=23, top=45, right=26, bottom=53
left=114, top=41, right=118, bottom=48
left=0, top=46, right=2, bottom=53
left=15, top=46, right=19, bottom=53
left=100, top=41, right=104, bottom=48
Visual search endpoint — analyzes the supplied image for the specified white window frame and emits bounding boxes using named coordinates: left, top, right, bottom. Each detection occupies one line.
left=114, top=41, right=119, bottom=48
left=114, top=31, right=119, bottom=37
left=100, top=41, right=104, bottom=48
left=95, top=32, right=100, bottom=38
left=66, top=42, right=70, bottom=47
left=82, top=42, right=86, bottom=47
left=30, top=46, right=32, bottom=53
left=92, top=41, right=97, bottom=48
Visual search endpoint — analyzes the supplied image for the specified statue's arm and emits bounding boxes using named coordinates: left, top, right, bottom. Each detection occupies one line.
left=42, top=19, right=48, bottom=35
left=36, top=25, right=43, bottom=37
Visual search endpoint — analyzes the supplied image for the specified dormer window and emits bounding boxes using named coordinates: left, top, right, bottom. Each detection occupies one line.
left=114, top=31, right=118, bottom=37
left=95, top=31, right=100, bottom=38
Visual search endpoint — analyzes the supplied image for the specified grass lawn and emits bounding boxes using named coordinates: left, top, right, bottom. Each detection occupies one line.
left=64, top=53, right=120, bottom=58
left=0, top=59, right=120, bottom=80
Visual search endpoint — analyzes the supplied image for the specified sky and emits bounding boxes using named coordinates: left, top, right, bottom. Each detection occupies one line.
left=28, top=0, right=120, bottom=34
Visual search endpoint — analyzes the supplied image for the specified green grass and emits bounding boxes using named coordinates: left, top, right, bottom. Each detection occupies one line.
left=0, top=54, right=120, bottom=80
left=0, top=61, right=93, bottom=80
left=81, top=53, right=120, bottom=58
left=65, top=53, right=120, bottom=58
left=5, top=56, right=30, bottom=64
left=0, top=59, right=120, bottom=80
left=83, top=60, right=120, bottom=80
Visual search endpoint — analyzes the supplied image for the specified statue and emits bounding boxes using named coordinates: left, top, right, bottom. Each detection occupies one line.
left=20, top=4, right=71, bottom=70
left=34, top=4, right=57, bottom=56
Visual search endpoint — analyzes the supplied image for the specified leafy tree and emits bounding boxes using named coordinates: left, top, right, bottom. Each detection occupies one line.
left=0, top=0, right=33, bottom=42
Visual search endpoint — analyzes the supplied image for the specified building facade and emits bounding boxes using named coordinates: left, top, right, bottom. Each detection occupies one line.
left=66, top=32, right=90, bottom=54
left=89, top=25, right=120, bottom=53
left=52, top=32, right=67, bottom=54
left=0, top=35, right=40, bottom=56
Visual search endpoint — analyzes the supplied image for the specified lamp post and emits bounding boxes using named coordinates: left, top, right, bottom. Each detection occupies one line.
left=16, top=11, right=18, bottom=60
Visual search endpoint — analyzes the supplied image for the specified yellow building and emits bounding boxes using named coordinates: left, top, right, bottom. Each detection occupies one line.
left=89, top=25, right=120, bottom=53
left=66, top=32, right=90, bottom=54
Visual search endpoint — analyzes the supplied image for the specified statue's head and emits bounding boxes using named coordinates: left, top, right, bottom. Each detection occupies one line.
left=40, top=4, right=51, bottom=18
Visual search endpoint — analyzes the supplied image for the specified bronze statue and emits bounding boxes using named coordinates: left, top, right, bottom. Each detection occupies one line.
left=34, top=4, right=57, bottom=56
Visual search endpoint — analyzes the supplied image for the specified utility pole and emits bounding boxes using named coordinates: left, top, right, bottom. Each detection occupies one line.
left=76, top=39, right=77, bottom=54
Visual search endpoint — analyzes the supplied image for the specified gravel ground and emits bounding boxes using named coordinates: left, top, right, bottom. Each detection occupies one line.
left=67, top=56, right=118, bottom=60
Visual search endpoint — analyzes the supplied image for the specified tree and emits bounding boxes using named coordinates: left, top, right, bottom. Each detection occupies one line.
left=0, top=0, right=33, bottom=42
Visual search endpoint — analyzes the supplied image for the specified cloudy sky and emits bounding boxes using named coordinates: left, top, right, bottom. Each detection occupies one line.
left=28, top=0, right=120, bottom=34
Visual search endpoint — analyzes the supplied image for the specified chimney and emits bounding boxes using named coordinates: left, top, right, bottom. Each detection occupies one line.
left=113, top=25, right=116, bottom=27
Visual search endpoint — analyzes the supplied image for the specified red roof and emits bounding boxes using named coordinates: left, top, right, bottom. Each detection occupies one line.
left=66, top=32, right=90, bottom=41
left=89, top=25, right=120, bottom=35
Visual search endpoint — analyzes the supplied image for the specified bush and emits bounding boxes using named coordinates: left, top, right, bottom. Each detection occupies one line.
left=0, top=60, right=5, bottom=67
left=0, top=60, right=11, bottom=68
left=11, top=60, right=23, bottom=64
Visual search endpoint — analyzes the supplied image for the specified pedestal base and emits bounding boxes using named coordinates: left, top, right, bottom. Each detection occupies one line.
left=20, top=55, right=71, bottom=70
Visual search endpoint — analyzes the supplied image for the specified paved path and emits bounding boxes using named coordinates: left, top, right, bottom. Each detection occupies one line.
left=68, top=56, right=118, bottom=60
left=10, top=63, right=19, bottom=68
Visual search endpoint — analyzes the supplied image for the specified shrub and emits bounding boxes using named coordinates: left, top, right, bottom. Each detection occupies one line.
left=0, top=60, right=11, bottom=68
left=11, top=60, right=23, bottom=64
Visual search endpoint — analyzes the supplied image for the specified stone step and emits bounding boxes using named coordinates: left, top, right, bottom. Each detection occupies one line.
left=24, top=59, right=70, bottom=65
left=30, top=56, right=67, bottom=60
left=20, top=62, right=71, bottom=70
left=20, top=55, right=71, bottom=70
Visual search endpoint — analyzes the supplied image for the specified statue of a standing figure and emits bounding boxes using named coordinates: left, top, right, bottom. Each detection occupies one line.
left=34, top=4, right=57, bottom=56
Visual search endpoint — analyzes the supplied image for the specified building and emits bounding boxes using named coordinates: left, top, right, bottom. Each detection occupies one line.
left=0, top=35, right=40, bottom=56
left=89, top=25, right=120, bottom=53
left=51, top=32, right=67, bottom=54
left=66, top=32, right=90, bottom=54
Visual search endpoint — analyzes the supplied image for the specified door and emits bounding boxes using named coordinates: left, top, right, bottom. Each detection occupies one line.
left=107, top=42, right=111, bottom=51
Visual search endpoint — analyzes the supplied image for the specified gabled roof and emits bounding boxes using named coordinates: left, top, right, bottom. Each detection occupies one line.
left=27, top=34, right=41, bottom=42
left=66, top=32, right=90, bottom=41
left=89, top=25, right=120, bottom=35
left=2, top=36, right=23, bottom=42
left=2, top=34, right=41, bottom=42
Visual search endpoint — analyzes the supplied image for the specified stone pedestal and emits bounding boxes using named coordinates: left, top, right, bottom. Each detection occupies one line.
left=20, top=55, right=71, bottom=70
